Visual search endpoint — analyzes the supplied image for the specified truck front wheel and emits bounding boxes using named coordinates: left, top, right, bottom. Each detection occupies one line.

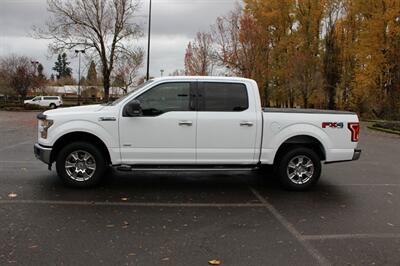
left=277, top=146, right=321, bottom=191
left=56, top=142, right=106, bottom=187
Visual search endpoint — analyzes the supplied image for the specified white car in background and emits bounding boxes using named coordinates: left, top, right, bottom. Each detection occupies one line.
left=24, top=96, right=63, bottom=109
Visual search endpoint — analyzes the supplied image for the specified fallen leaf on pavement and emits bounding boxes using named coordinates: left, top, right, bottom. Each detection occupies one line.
left=121, top=197, right=129, bottom=201
left=208, top=259, right=221, bottom=265
left=161, top=257, right=170, bottom=261
left=8, top=192, right=18, bottom=198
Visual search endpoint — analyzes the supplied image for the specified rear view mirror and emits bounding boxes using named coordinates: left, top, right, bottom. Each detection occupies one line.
left=123, top=99, right=143, bottom=117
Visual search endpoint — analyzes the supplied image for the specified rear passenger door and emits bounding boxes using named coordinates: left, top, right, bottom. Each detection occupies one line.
left=196, top=82, right=258, bottom=164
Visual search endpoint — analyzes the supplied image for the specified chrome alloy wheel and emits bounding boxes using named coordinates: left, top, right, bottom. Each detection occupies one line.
left=65, top=150, right=96, bottom=181
left=286, top=155, right=314, bottom=185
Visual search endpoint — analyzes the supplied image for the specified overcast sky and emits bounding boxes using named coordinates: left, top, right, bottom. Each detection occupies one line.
left=0, top=0, right=239, bottom=79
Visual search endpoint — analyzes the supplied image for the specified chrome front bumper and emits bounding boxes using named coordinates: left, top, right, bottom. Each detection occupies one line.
left=34, top=143, right=52, bottom=164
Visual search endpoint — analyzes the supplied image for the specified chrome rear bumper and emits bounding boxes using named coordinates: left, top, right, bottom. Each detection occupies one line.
left=352, top=149, right=362, bottom=161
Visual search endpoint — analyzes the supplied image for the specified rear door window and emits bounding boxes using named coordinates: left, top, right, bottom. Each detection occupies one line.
left=199, top=82, right=248, bottom=112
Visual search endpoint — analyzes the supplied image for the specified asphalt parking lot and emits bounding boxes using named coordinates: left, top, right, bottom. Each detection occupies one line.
left=0, top=111, right=399, bottom=266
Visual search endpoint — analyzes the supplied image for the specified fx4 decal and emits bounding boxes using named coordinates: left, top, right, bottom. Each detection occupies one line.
left=322, top=122, right=344, bottom=129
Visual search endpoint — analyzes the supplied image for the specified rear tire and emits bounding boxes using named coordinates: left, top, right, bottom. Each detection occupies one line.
left=56, top=142, right=107, bottom=188
left=276, top=146, right=321, bottom=191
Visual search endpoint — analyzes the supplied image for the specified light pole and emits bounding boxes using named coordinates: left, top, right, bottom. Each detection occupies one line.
left=75, top=49, right=85, bottom=106
left=160, top=69, right=164, bottom=77
left=146, top=0, right=152, bottom=81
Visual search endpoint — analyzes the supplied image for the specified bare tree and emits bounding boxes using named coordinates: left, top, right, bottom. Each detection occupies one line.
left=113, top=48, right=144, bottom=93
left=34, top=0, right=142, bottom=101
left=0, top=55, right=37, bottom=101
left=184, top=32, right=214, bottom=76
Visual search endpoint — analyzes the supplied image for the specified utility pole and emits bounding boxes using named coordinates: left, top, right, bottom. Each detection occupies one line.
left=75, top=49, right=85, bottom=106
left=160, top=69, right=164, bottom=77
left=146, top=0, right=152, bottom=81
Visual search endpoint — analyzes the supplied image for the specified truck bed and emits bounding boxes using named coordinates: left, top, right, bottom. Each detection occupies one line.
left=263, top=108, right=355, bottom=115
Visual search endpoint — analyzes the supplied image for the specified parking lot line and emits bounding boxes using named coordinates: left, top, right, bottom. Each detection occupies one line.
left=323, top=183, right=400, bottom=187
left=0, top=140, right=32, bottom=152
left=0, top=199, right=265, bottom=208
left=303, top=233, right=400, bottom=240
left=249, top=186, right=330, bottom=266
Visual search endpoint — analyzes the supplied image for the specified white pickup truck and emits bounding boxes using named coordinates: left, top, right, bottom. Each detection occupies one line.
left=34, top=77, right=361, bottom=190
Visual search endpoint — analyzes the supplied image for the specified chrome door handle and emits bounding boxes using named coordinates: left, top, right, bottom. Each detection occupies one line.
left=179, top=120, right=193, bottom=126
left=240, top=121, right=254, bottom=127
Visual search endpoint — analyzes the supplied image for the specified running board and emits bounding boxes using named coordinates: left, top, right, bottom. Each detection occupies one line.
left=115, top=165, right=259, bottom=172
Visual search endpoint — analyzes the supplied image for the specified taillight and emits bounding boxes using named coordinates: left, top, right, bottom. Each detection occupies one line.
left=348, top=122, right=360, bottom=142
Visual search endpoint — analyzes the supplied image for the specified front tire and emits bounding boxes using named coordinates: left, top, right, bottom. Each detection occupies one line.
left=56, top=142, right=107, bottom=187
left=276, top=146, right=321, bottom=191
left=49, top=103, right=56, bottom=109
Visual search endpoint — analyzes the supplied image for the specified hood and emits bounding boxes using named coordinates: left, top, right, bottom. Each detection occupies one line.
left=44, top=104, right=104, bottom=116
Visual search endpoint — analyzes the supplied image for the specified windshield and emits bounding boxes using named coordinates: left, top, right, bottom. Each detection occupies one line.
left=109, top=80, right=154, bottom=105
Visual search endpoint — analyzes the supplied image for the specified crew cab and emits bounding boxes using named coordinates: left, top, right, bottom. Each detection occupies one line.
left=34, top=77, right=361, bottom=190
left=25, top=96, right=63, bottom=109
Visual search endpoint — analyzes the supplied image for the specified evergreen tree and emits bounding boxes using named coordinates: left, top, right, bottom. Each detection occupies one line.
left=37, top=63, right=46, bottom=80
left=52, top=54, right=62, bottom=79
left=52, top=53, right=72, bottom=79
left=86, top=61, right=98, bottom=86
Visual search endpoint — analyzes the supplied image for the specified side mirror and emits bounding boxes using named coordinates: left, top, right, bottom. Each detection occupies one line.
left=123, top=99, right=143, bottom=117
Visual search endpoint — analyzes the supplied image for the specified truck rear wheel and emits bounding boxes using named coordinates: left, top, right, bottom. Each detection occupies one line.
left=56, top=142, right=106, bottom=187
left=277, top=146, right=321, bottom=191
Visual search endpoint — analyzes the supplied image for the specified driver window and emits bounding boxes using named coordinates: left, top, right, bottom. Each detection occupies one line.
left=32, top=97, right=40, bottom=101
left=136, top=82, right=191, bottom=116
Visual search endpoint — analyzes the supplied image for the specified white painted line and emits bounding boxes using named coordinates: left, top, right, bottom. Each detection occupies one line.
left=249, top=186, right=330, bottom=266
left=0, top=161, right=39, bottom=163
left=0, top=199, right=265, bottom=208
left=322, top=184, right=400, bottom=187
left=303, top=233, right=400, bottom=240
left=0, top=140, right=32, bottom=152
left=339, top=184, right=400, bottom=187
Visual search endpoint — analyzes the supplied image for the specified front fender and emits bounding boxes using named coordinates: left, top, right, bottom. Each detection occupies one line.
left=40, top=120, right=118, bottom=148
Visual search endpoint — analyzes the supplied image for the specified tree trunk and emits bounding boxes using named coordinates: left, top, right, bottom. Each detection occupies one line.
left=102, top=67, right=110, bottom=102
left=263, top=82, right=269, bottom=107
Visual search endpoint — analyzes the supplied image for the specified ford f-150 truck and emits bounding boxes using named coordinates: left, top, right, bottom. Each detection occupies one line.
left=34, top=76, right=361, bottom=190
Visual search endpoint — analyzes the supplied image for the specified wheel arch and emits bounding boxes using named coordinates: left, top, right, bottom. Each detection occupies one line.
left=273, top=135, right=326, bottom=165
left=50, top=131, right=111, bottom=164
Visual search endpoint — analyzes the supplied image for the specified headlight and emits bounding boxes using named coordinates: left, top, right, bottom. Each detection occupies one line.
left=39, top=119, right=53, bottom=139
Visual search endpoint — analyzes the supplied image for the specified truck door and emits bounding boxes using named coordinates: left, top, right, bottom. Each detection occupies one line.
left=119, top=82, right=197, bottom=164
left=196, top=82, right=258, bottom=164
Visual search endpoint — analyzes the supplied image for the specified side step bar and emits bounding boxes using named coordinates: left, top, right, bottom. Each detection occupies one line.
left=115, top=164, right=260, bottom=172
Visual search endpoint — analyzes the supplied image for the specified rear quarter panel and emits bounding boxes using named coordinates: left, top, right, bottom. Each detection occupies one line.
left=261, top=112, right=359, bottom=164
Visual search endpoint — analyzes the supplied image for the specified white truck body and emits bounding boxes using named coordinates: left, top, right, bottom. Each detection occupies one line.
left=34, top=77, right=361, bottom=189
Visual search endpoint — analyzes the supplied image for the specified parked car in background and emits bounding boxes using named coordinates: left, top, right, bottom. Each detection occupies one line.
left=24, top=96, right=63, bottom=109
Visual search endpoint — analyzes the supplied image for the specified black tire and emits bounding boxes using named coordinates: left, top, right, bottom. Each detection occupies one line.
left=276, top=146, right=321, bottom=191
left=49, top=103, right=56, bottom=109
left=56, top=142, right=107, bottom=188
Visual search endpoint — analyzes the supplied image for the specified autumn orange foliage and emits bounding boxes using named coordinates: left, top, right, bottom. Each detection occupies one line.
left=184, top=0, right=400, bottom=119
